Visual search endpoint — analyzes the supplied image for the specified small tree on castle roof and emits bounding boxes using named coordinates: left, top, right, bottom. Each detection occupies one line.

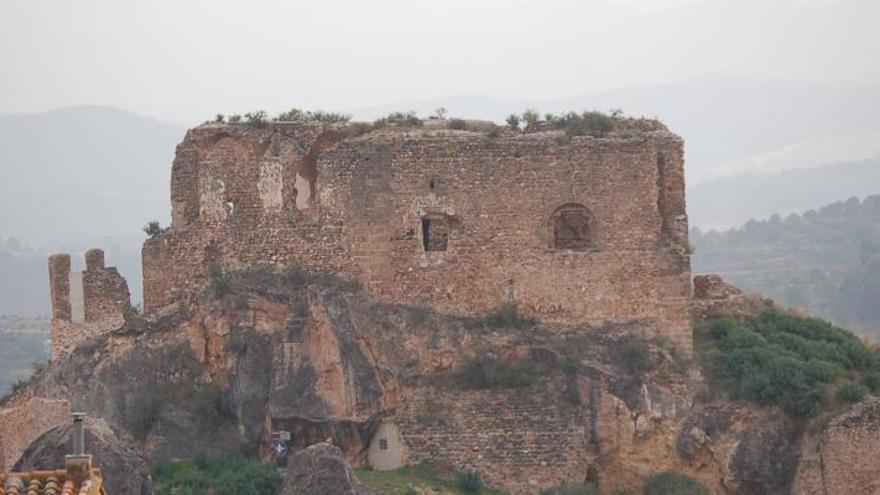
left=143, top=221, right=163, bottom=238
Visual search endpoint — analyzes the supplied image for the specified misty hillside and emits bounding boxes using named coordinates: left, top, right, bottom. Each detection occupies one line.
left=0, top=106, right=182, bottom=310
left=0, top=240, right=48, bottom=316
left=0, top=315, right=49, bottom=397
left=0, top=106, right=182, bottom=249
left=692, top=194, right=880, bottom=338
left=689, top=159, right=880, bottom=230
left=351, top=76, right=880, bottom=184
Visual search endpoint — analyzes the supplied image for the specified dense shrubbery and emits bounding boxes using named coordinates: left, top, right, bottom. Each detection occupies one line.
left=374, top=111, right=422, bottom=128
left=609, top=335, right=655, bottom=379
left=485, top=302, right=536, bottom=329
left=275, top=108, right=350, bottom=123
left=505, top=109, right=620, bottom=137
left=643, top=471, right=708, bottom=495
left=143, top=220, right=164, bottom=237
left=454, top=354, right=538, bottom=390
left=701, top=309, right=880, bottom=416
left=553, top=111, right=616, bottom=138
left=447, top=118, right=468, bottom=130
left=152, top=453, right=282, bottom=495
left=540, top=483, right=598, bottom=495
left=243, top=111, right=268, bottom=127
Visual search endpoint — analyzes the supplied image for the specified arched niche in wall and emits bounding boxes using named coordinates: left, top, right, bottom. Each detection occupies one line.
left=550, top=203, right=595, bottom=251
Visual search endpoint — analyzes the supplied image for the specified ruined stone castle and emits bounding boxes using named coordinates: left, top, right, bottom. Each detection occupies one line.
left=48, top=116, right=692, bottom=355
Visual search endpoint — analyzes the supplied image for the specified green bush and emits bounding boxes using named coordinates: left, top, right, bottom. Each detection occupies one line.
left=553, top=111, right=615, bottom=138
left=643, top=471, right=708, bottom=495
left=864, top=372, right=880, bottom=394
left=244, top=111, right=268, bottom=127
left=228, top=114, right=242, bottom=124
left=610, top=335, right=655, bottom=378
left=276, top=108, right=350, bottom=123
left=143, top=220, right=163, bottom=237
left=152, top=453, right=282, bottom=495
left=455, top=355, right=537, bottom=389
left=374, top=111, right=422, bottom=128
left=540, top=483, right=597, bottom=495
left=447, top=118, right=468, bottom=130
left=701, top=309, right=880, bottom=416
left=485, top=302, right=535, bottom=329
left=506, top=114, right=521, bottom=130
left=836, top=381, right=868, bottom=403
left=457, top=470, right=482, bottom=493
left=521, top=109, right=540, bottom=128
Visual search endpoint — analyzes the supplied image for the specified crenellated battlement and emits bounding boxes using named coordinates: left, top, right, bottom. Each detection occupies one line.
left=47, top=248, right=132, bottom=359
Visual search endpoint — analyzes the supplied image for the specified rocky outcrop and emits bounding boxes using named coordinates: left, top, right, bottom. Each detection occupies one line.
left=691, top=274, right=772, bottom=324
left=792, top=397, right=880, bottom=495
left=5, top=271, right=877, bottom=495
left=13, top=417, right=151, bottom=494
left=284, top=442, right=372, bottom=495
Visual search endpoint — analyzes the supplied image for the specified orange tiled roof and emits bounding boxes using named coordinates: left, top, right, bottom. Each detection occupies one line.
left=0, top=469, right=105, bottom=495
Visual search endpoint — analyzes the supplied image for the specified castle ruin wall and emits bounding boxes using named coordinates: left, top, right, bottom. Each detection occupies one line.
left=48, top=249, right=132, bottom=359
left=143, top=121, right=693, bottom=352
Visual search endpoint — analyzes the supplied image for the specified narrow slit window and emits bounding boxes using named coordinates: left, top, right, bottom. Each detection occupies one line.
left=421, top=216, right=449, bottom=252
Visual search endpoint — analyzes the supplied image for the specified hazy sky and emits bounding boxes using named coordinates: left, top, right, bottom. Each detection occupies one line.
left=2, top=0, right=879, bottom=124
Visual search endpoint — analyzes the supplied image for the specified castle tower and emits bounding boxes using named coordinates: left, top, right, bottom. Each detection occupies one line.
left=48, top=248, right=132, bottom=359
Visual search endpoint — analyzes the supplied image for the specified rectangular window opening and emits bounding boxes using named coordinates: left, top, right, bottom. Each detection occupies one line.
left=421, top=216, right=449, bottom=252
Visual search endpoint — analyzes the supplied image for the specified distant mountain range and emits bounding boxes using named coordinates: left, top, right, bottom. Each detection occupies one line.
left=692, top=194, right=880, bottom=339
left=350, top=76, right=880, bottom=185
left=689, top=159, right=880, bottom=230
left=0, top=106, right=183, bottom=309
left=1, top=76, right=879, bottom=315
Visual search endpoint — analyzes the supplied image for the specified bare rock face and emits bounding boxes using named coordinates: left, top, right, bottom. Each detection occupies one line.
left=13, top=417, right=151, bottom=495
left=674, top=404, right=802, bottom=495
left=792, top=398, right=880, bottom=495
left=284, top=442, right=372, bottom=495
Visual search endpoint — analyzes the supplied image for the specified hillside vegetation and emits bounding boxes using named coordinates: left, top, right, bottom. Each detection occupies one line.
left=698, top=309, right=880, bottom=417
left=692, top=194, right=880, bottom=338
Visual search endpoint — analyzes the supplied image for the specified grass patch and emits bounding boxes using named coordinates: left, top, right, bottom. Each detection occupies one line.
left=275, top=108, right=350, bottom=123
left=484, top=302, right=536, bottom=330
left=643, top=471, right=708, bottom=495
left=152, top=453, right=281, bottom=495
left=540, top=484, right=598, bottom=495
left=374, top=111, right=422, bottom=128
left=699, top=309, right=880, bottom=417
left=355, top=462, right=505, bottom=495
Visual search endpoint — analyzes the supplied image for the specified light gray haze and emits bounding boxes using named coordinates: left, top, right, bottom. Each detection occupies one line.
left=2, top=0, right=879, bottom=124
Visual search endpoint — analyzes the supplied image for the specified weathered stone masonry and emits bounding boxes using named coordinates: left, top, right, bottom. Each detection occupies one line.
left=47, top=248, right=131, bottom=359
left=142, top=118, right=693, bottom=352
